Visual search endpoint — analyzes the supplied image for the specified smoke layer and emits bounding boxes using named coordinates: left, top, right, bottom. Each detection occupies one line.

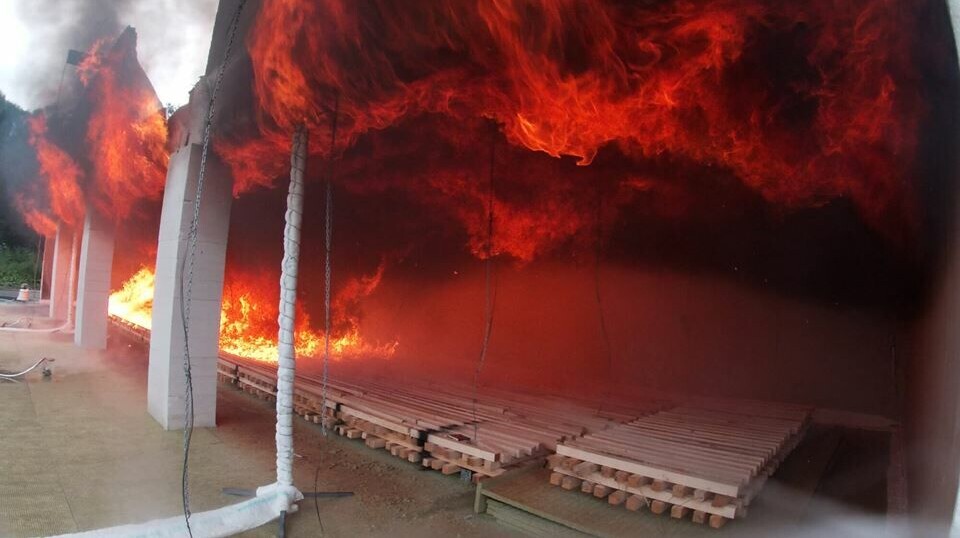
left=2, top=0, right=217, bottom=109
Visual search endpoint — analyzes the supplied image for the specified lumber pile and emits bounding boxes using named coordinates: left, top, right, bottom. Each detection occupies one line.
left=548, top=402, right=811, bottom=528
left=215, top=353, right=659, bottom=480
left=111, top=315, right=809, bottom=507
left=109, top=314, right=150, bottom=343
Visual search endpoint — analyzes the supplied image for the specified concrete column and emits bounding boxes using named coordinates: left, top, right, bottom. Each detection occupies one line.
left=147, top=142, right=232, bottom=430
left=48, top=224, right=74, bottom=320
left=74, top=207, right=116, bottom=349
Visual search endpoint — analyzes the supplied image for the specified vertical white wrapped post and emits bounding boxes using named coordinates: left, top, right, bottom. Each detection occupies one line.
left=275, top=124, right=308, bottom=487
left=65, top=230, right=80, bottom=328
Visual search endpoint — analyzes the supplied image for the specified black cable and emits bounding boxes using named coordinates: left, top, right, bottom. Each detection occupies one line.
left=178, top=253, right=194, bottom=538
left=313, top=463, right=325, bottom=536
left=177, top=2, right=247, bottom=535
left=472, top=124, right=498, bottom=441
left=33, top=236, right=42, bottom=289
left=320, top=93, right=340, bottom=435
left=594, top=182, right=615, bottom=410
left=317, top=94, right=340, bottom=537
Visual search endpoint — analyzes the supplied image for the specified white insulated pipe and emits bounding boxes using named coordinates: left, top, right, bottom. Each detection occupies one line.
left=46, top=128, right=310, bottom=538
left=275, top=124, right=308, bottom=487
left=48, top=483, right=301, bottom=538
left=64, top=229, right=79, bottom=329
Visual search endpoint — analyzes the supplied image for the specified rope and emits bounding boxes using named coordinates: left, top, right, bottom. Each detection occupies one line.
left=320, top=94, right=340, bottom=437
left=178, top=2, right=246, bottom=534
left=472, top=126, right=497, bottom=442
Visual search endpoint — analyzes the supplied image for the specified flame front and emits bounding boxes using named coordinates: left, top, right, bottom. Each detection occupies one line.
left=109, top=267, right=395, bottom=363
left=108, top=267, right=155, bottom=330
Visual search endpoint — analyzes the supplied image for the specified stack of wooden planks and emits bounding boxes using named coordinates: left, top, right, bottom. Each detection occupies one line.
left=110, top=314, right=809, bottom=509
left=214, top=352, right=661, bottom=480
left=548, top=402, right=811, bottom=528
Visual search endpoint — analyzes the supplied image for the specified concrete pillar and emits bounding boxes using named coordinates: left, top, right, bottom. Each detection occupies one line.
left=147, top=142, right=232, bottom=430
left=48, top=224, right=74, bottom=320
left=74, top=207, right=116, bottom=349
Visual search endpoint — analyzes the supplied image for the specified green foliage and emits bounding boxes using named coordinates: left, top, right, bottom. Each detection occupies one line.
left=0, top=245, right=38, bottom=288
left=0, top=91, right=36, bottom=249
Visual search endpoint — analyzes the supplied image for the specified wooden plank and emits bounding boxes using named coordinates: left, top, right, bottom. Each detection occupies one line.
left=551, top=467, right=737, bottom=519
left=427, top=433, right=499, bottom=462
left=555, top=444, right=741, bottom=497
left=340, top=405, right=420, bottom=438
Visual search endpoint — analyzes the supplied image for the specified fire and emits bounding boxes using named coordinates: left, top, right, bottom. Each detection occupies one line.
left=108, top=266, right=395, bottom=362
left=14, top=27, right=168, bottom=237
left=14, top=194, right=58, bottom=237
left=25, top=115, right=85, bottom=229
left=217, top=0, right=925, bottom=259
left=108, top=266, right=155, bottom=330
left=78, top=28, right=169, bottom=218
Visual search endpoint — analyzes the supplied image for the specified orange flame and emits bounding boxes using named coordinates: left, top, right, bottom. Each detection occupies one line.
left=108, top=266, right=395, bottom=362
left=15, top=29, right=167, bottom=235
left=14, top=194, right=58, bottom=237
left=25, top=115, right=85, bottom=228
left=219, top=0, right=923, bottom=257
left=108, top=266, right=155, bottom=329
left=78, top=29, right=169, bottom=219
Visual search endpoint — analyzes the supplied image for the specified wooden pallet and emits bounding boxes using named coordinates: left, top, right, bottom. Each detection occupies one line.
left=211, top=352, right=662, bottom=481
left=108, top=317, right=661, bottom=481
left=550, top=402, right=811, bottom=528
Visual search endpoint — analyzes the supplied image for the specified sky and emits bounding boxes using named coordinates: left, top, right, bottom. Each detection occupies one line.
left=0, top=0, right=219, bottom=110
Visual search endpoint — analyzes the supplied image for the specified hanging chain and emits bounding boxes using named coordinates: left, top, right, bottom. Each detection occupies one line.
left=320, top=94, right=341, bottom=435
left=179, top=1, right=246, bottom=535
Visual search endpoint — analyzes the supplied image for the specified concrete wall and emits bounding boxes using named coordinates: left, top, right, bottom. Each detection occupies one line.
left=348, top=264, right=902, bottom=418
left=909, top=264, right=960, bottom=531
left=902, top=2, right=960, bottom=533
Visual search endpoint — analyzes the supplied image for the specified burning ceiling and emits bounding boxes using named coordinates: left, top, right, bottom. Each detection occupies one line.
left=218, top=0, right=929, bottom=261
left=13, top=0, right=955, bottom=369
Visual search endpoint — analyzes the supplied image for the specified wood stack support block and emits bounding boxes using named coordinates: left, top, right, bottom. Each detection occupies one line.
left=547, top=401, right=811, bottom=529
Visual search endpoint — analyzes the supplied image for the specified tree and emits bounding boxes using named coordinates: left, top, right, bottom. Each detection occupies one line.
left=0, top=91, right=36, bottom=249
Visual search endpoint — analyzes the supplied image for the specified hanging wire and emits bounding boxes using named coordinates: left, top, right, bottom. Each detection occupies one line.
left=177, top=2, right=247, bottom=535
left=314, top=93, right=340, bottom=538
left=33, top=236, right=43, bottom=290
left=320, top=93, right=340, bottom=437
left=593, top=181, right=615, bottom=411
left=472, top=124, right=498, bottom=442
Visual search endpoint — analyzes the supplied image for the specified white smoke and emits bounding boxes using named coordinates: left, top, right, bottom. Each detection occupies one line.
left=0, top=0, right=218, bottom=110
